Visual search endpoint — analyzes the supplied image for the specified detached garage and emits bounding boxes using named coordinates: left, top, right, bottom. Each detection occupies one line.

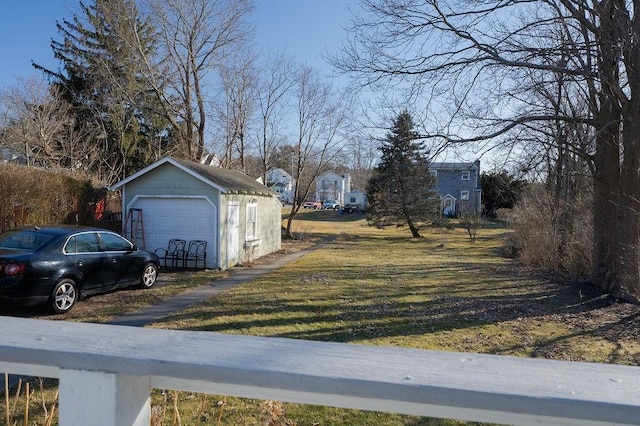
left=109, top=156, right=281, bottom=270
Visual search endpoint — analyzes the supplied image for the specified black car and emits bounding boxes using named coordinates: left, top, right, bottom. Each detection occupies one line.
left=0, top=225, right=159, bottom=314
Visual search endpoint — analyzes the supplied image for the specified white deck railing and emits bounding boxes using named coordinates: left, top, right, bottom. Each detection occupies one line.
left=1, top=316, right=639, bottom=426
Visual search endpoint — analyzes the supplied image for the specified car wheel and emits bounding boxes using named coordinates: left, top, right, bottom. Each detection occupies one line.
left=49, top=279, right=78, bottom=314
left=140, top=262, right=158, bottom=288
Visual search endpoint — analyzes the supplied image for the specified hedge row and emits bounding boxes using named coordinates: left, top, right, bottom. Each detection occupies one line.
left=0, top=164, right=108, bottom=231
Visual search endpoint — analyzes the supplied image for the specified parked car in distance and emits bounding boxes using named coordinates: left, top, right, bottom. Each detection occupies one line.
left=343, top=203, right=365, bottom=213
left=302, top=200, right=322, bottom=209
left=322, top=200, right=340, bottom=210
left=0, top=226, right=159, bottom=314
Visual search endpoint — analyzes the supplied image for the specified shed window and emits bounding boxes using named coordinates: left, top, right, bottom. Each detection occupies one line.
left=246, top=201, right=257, bottom=239
left=461, top=170, right=470, bottom=181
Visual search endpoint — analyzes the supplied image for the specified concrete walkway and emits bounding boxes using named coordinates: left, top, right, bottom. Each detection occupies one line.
left=107, top=242, right=322, bottom=327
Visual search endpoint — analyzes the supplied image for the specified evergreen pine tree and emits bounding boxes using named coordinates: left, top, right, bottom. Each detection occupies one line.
left=366, top=111, right=437, bottom=238
left=480, top=171, right=526, bottom=218
left=34, top=0, right=163, bottom=182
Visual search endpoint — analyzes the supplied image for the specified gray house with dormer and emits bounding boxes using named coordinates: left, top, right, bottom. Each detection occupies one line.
left=430, top=160, right=482, bottom=216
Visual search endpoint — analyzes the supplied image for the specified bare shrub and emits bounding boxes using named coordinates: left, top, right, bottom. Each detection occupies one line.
left=501, top=232, right=522, bottom=259
left=457, top=203, right=482, bottom=242
left=260, top=400, right=291, bottom=425
left=510, top=185, right=592, bottom=280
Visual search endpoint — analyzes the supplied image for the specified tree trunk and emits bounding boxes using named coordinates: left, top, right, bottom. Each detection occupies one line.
left=591, top=124, right=619, bottom=293
left=591, top=1, right=627, bottom=298
left=616, top=172, right=640, bottom=302
left=285, top=212, right=295, bottom=240
left=615, top=98, right=640, bottom=301
left=404, top=211, right=421, bottom=238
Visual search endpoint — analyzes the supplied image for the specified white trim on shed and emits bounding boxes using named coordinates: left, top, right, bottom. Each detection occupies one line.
left=110, top=157, right=228, bottom=193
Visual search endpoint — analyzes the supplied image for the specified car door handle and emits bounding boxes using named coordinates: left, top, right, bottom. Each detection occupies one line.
left=111, top=258, right=117, bottom=263
left=76, top=261, right=83, bottom=267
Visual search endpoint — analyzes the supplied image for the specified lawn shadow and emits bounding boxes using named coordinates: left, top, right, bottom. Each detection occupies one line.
left=282, top=208, right=366, bottom=223
left=155, top=230, right=637, bottom=364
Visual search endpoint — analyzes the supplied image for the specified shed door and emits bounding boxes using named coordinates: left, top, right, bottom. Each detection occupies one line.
left=129, top=197, right=217, bottom=269
left=226, top=203, right=239, bottom=268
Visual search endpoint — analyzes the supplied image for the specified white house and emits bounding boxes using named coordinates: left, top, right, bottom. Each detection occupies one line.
left=266, top=168, right=295, bottom=204
left=315, top=171, right=351, bottom=206
left=344, top=190, right=367, bottom=212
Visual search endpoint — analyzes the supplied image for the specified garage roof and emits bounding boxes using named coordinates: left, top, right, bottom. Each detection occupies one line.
left=110, top=156, right=276, bottom=197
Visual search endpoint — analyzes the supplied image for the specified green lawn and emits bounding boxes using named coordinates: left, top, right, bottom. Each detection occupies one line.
left=145, top=210, right=639, bottom=425
left=4, top=210, right=639, bottom=425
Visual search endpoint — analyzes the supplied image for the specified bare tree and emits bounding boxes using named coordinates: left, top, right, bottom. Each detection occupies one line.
left=216, top=51, right=258, bottom=171
left=0, top=78, right=67, bottom=166
left=0, top=77, right=101, bottom=176
left=141, top=0, right=255, bottom=161
left=333, top=0, right=640, bottom=302
left=30, top=0, right=161, bottom=182
left=457, top=203, right=481, bottom=243
left=341, top=123, right=378, bottom=191
left=284, top=66, right=350, bottom=239
left=253, top=52, right=297, bottom=182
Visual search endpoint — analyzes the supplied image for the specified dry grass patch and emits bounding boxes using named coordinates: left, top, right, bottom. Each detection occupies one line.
left=144, top=213, right=639, bottom=425
left=4, top=210, right=639, bottom=425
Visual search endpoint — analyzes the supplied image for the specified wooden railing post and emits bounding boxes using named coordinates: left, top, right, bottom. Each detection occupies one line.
left=59, top=370, right=150, bottom=426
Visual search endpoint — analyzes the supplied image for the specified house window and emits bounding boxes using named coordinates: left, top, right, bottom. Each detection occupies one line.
left=461, top=170, right=470, bottom=181
left=429, top=170, right=437, bottom=178
left=461, top=190, right=470, bottom=200
left=246, top=200, right=257, bottom=239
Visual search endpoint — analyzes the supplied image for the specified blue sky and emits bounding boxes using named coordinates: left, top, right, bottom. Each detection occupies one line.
left=0, top=0, right=353, bottom=86
left=0, top=1, right=491, bottom=165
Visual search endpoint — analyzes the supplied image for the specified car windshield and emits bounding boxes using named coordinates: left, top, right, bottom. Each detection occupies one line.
left=0, top=230, right=55, bottom=251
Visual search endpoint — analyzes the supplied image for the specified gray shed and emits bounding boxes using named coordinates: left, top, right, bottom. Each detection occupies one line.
left=110, top=157, right=281, bottom=270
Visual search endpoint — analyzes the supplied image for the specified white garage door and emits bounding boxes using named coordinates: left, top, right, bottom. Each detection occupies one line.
left=129, top=197, right=217, bottom=269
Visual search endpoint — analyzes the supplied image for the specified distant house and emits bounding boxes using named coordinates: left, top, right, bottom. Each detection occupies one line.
left=110, top=157, right=282, bottom=270
left=315, top=171, right=351, bottom=206
left=312, top=163, right=481, bottom=216
left=344, top=190, right=367, bottom=213
left=266, top=168, right=295, bottom=204
left=430, top=160, right=482, bottom=216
